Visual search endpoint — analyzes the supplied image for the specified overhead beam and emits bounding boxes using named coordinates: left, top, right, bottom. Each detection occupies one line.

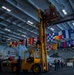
left=69, top=0, right=74, bottom=10
left=0, top=11, right=38, bottom=37
left=6, top=0, right=39, bottom=22
left=48, top=14, right=74, bottom=26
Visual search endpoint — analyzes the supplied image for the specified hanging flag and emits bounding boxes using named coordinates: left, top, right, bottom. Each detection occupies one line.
left=52, top=44, right=58, bottom=50
left=55, top=31, right=62, bottom=40
left=25, top=38, right=27, bottom=47
left=26, top=38, right=29, bottom=45
left=60, top=42, right=66, bottom=48
left=10, top=41, right=14, bottom=47
left=62, top=29, right=71, bottom=39
left=29, top=37, right=34, bottom=45
left=63, top=42, right=66, bottom=48
left=14, top=41, right=18, bottom=47
left=10, top=41, right=12, bottom=45
left=46, top=33, right=55, bottom=42
left=66, top=41, right=71, bottom=47
left=34, top=38, right=37, bottom=44
left=10, top=41, right=12, bottom=47
left=71, top=40, right=74, bottom=47
left=47, top=44, right=52, bottom=50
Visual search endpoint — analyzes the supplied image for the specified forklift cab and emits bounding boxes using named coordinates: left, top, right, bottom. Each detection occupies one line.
left=24, top=49, right=40, bottom=63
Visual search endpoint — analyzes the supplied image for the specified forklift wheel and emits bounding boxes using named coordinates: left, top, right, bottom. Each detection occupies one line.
left=32, top=64, right=43, bottom=74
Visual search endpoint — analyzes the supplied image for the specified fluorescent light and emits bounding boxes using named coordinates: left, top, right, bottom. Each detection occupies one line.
left=22, top=34, right=26, bottom=37
left=62, top=9, right=67, bottom=15
left=50, top=28, right=54, bottom=31
left=2, top=6, right=11, bottom=12
left=5, top=28, right=11, bottom=32
left=7, top=38, right=11, bottom=40
left=26, top=20, right=33, bottom=25
left=28, top=21, right=33, bottom=24
left=2, top=6, right=7, bottom=9
left=6, top=8, right=11, bottom=12
left=73, top=23, right=74, bottom=25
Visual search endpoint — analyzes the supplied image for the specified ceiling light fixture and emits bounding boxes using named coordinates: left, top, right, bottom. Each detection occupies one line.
left=26, top=20, right=33, bottom=25
left=62, top=9, right=67, bottom=15
left=2, top=6, right=7, bottom=9
left=22, top=34, right=26, bottom=37
left=2, top=6, right=11, bottom=12
left=73, top=23, right=74, bottom=25
left=6, top=8, right=11, bottom=12
left=50, top=28, right=54, bottom=31
left=5, top=28, right=11, bottom=32
left=7, top=38, right=11, bottom=40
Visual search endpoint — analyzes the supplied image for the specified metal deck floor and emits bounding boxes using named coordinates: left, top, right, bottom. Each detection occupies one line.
left=0, top=66, right=74, bottom=75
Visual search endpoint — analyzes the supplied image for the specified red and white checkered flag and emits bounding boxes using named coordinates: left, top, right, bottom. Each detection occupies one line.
left=47, top=44, right=52, bottom=50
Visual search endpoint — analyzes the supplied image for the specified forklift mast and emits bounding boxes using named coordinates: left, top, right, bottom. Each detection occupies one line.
left=38, top=9, right=48, bottom=71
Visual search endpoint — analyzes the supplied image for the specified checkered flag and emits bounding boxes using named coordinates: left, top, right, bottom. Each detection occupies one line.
left=47, top=44, right=52, bottom=50
left=46, top=33, right=55, bottom=42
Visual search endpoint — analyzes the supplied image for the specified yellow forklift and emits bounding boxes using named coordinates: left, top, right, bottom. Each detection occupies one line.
left=8, top=9, right=49, bottom=74
left=6, top=1, right=73, bottom=73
